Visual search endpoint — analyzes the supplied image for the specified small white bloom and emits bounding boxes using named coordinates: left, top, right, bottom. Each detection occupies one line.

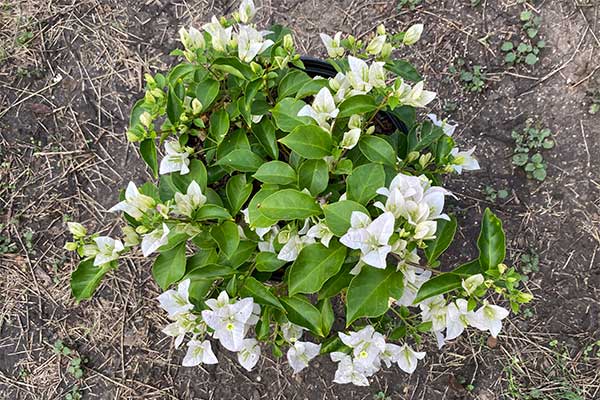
left=109, top=181, right=156, bottom=220
left=157, top=278, right=194, bottom=318
left=257, top=225, right=279, bottom=253
left=141, top=223, right=170, bottom=257
left=340, top=211, right=395, bottom=270
left=401, top=81, right=436, bottom=108
left=306, top=222, right=334, bottom=247
left=319, top=32, right=345, bottom=58
left=237, top=25, right=274, bottom=63
left=366, top=34, right=387, bottom=55
left=203, top=16, right=233, bottom=52
left=445, top=299, right=473, bottom=341
left=182, top=339, right=218, bottom=367
left=331, top=352, right=371, bottom=386
left=348, top=114, right=362, bottom=130
left=403, top=24, right=424, bottom=46
left=238, top=0, right=256, bottom=24
left=93, top=236, right=124, bottom=266
left=396, top=265, right=431, bottom=306
left=380, top=343, right=402, bottom=368
left=347, top=56, right=373, bottom=94
left=179, top=27, right=205, bottom=51
left=139, top=111, right=153, bottom=128
left=287, top=341, right=321, bottom=373
left=450, top=147, right=480, bottom=174
left=277, top=234, right=315, bottom=262
left=413, top=220, right=437, bottom=241
left=368, top=61, right=387, bottom=89
left=297, top=87, right=339, bottom=130
left=202, top=295, right=256, bottom=351
left=162, top=312, right=201, bottom=349
left=160, top=141, right=191, bottom=175
left=396, top=344, right=426, bottom=374
left=237, top=338, right=261, bottom=371
left=329, top=72, right=351, bottom=102
left=281, top=322, right=304, bottom=343
left=67, top=222, right=87, bottom=238
left=339, top=326, right=385, bottom=367
left=341, top=128, right=361, bottom=149
left=467, top=300, right=509, bottom=338
left=419, top=295, right=447, bottom=331
left=174, top=181, right=207, bottom=217
left=427, top=114, right=457, bottom=137
left=462, top=274, right=485, bottom=296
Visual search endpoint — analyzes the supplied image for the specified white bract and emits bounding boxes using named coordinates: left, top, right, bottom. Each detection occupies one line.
left=162, top=312, right=201, bottom=349
left=319, top=32, right=345, bottom=58
left=287, top=341, right=321, bottom=373
left=339, top=325, right=386, bottom=367
left=467, top=300, right=509, bottom=338
left=182, top=339, right=218, bottom=367
left=398, top=81, right=436, bottom=108
left=297, top=87, right=339, bottom=130
left=450, top=147, right=480, bottom=174
left=141, top=223, right=170, bottom=257
left=238, top=0, right=256, bottom=24
left=340, top=128, right=361, bottom=149
left=331, top=352, right=370, bottom=386
left=445, top=298, right=472, bottom=341
left=396, top=265, right=432, bottom=306
left=160, top=140, right=192, bottom=175
left=109, top=181, right=156, bottom=220
left=366, top=34, right=386, bottom=55
left=179, top=27, right=205, bottom=51
left=396, top=344, right=426, bottom=373
left=174, top=181, right=207, bottom=217
left=93, top=236, right=124, bottom=266
left=340, top=211, right=395, bottom=270
left=403, top=24, right=424, bottom=46
left=281, top=322, right=304, bottom=343
left=346, top=56, right=386, bottom=95
left=203, top=16, right=233, bottom=51
left=237, top=338, right=261, bottom=371
left=157, top=278, right=194, bottom=318
left=462, top=274, right=485, bottom=296
left=428, top=113, right=457, bottom=137
left=306, top=221, right=334, bottom=247
left=237, top=25, right=274, bottom=62
left=277, top=233, right=315, bottom=262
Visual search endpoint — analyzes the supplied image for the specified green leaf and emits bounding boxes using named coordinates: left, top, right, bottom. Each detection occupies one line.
left=346, top=163, right=385, bottom=205
left=424, top=216, right=457, bottom=263
left=501, top=41, right=514, bottom=51
left=140, top=139, right=158, bottom=177
left=318, top=298, right=334, bottom=337
left=295, top=78, right=329, bottom=99
left=505, top=52, right=517, bottom=63
left=259, top=189, right=321, bottom=221
left=414, top=259, right=482, bottom=304
left=297, top=159, right=329, bottom=196
left=384, top=60, right=422, bottom=82
left=167, top=86, right=183, bottom=124
left=186, top=248, right=218, bottom=271
left=279, top=125, right=333, bottom=159
left=184, top=264, right=235, bottom=280
left=337, top=95, right=378, bottom=118
left=324, top=200, right=368, bottom=236
left=196, top=204, right=232, bottom=221
left=252, top=118, right=279, bottom=159
left=525, top=53, right=538, bottom=65
left=129, top=99, right=149, bottom=129
left=278, top=69, right=313, bottom=98
left=318, top=263, right=355, bottom=299
left=255, top=252, right=287, bottom=272
left=195, top=78, right=220, bottom=111
left=240, top=277, right=284, bottom=310
left=216, top=149, right=264, bottom=172
left=358, top=135, right=397, bottom=166
left=152, top=242, right=187, bottom=290
left=248, top=187, right=278, bottom=228
left=253, top=161, right=297, bottom=185
left=288, top=241, right=347, bottom=296
left=532, top=168, right=546, bottom=181
left=211, top=221, right=240, bottom=258
left=212, top=57, right=255, bottom=80
left=346, top=267, right=404, bottom=326
left=221, top=240, right=255, bottom=268
left=280, top=295, right=324, bottom=336
left=70, top=259, right=112, bottom=300
left=477, top=208, right=506, bottom=269
left=512, top=153, right=529, bottom=166
left=271, top=98, right=312, bottom=132
left=209, top=109, right=230, bottom=145
left=225, top=174, right=253, bottom=215
left=167, top=63, right=197, bottom=84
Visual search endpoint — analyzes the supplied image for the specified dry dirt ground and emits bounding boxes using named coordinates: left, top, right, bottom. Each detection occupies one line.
left=1, top=0, right=600, bottom=399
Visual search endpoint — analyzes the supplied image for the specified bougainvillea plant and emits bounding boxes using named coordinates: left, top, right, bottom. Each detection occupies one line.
left=65, top=0, right=532, bottom=386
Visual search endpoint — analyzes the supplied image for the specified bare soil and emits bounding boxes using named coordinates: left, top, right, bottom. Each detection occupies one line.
left=1, top=1, right=599, bottom=399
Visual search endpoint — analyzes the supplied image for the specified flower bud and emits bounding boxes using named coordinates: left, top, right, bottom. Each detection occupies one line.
left=283, top=34, right=294, bottom=52
left=82, top=244, right=99, bottom=257
left=126, top=129, right=143, bottom=142
left=406, top=151, right=420, bottom=163
left=136, top=226, right=149, bottom=234
left=239, top=0, right=256, bottom=24
left=516, top=291, right=534, bottom=303
left=122, top=225, right=140, bottom=247
left=498, top=263, right=508, bottom=274
left=139, top=111, right=152, bottom=128
left=151, top=88, right=164, bottom=99
left=250, top=62, right=263, bottom=75
left=366, top=35, right=386, bottom=55
left=365, top=125, right=375, bottom=135
left=380, top=42, right=393, bottom=59
left=64, top=242, right=78, bottom=251
left=144, top=73, right=156, bottom=87
left=191, top=98, right=203, bottom=114
left=67, top=222, right=87, bottom=238
left=156, top=204, right=170, bottom=219
left=419, top=153, right=432, bottom=168
left=144, top=90, right=155, bottom=104
left=348, top=114, right=362, bottom=130
left=377, top=24, right=386, bottom=36
left=403, top=24, right=424, bottom=46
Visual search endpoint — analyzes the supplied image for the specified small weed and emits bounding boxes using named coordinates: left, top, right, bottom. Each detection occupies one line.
left=471, top=0, right=481, bottom=6
left=587, top=89, right=600, bottom=115
left=373, top=392, right=391, bottom=400
left=449, top=59, right=487, bottom=93
left=23, top=228, right=36, bottom=255
left=0, top=233, right=17, bottom=254
left=519, top=248, right=540, bottom=278
left=67, top=357, right=85, bottom=379
left=397, top=0, right=421, bottom=10
left=484, top=186, right=509, bottom=202
left=501, top=10, right=545, bottom=67
left=65, top=385, right=82, bottom=400
left=16, top=30, right=34, bottom=46
left=53, top=340, right=72, bottom=356
left=511, top=119, right=554, bottom=181
left=521, top=307, right=535, bottom=319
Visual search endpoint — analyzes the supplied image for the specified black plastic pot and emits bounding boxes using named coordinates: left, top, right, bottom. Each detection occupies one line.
left=299, top=56, right=408, bottom=135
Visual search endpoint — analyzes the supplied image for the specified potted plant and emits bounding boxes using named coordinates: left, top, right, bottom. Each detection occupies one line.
left=65, top=0, right=532, bottom=385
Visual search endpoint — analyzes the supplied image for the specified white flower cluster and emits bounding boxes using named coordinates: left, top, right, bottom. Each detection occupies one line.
left=157, top=279, right=264, bottom=371
left=331, top=325, right=425, bottom=386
